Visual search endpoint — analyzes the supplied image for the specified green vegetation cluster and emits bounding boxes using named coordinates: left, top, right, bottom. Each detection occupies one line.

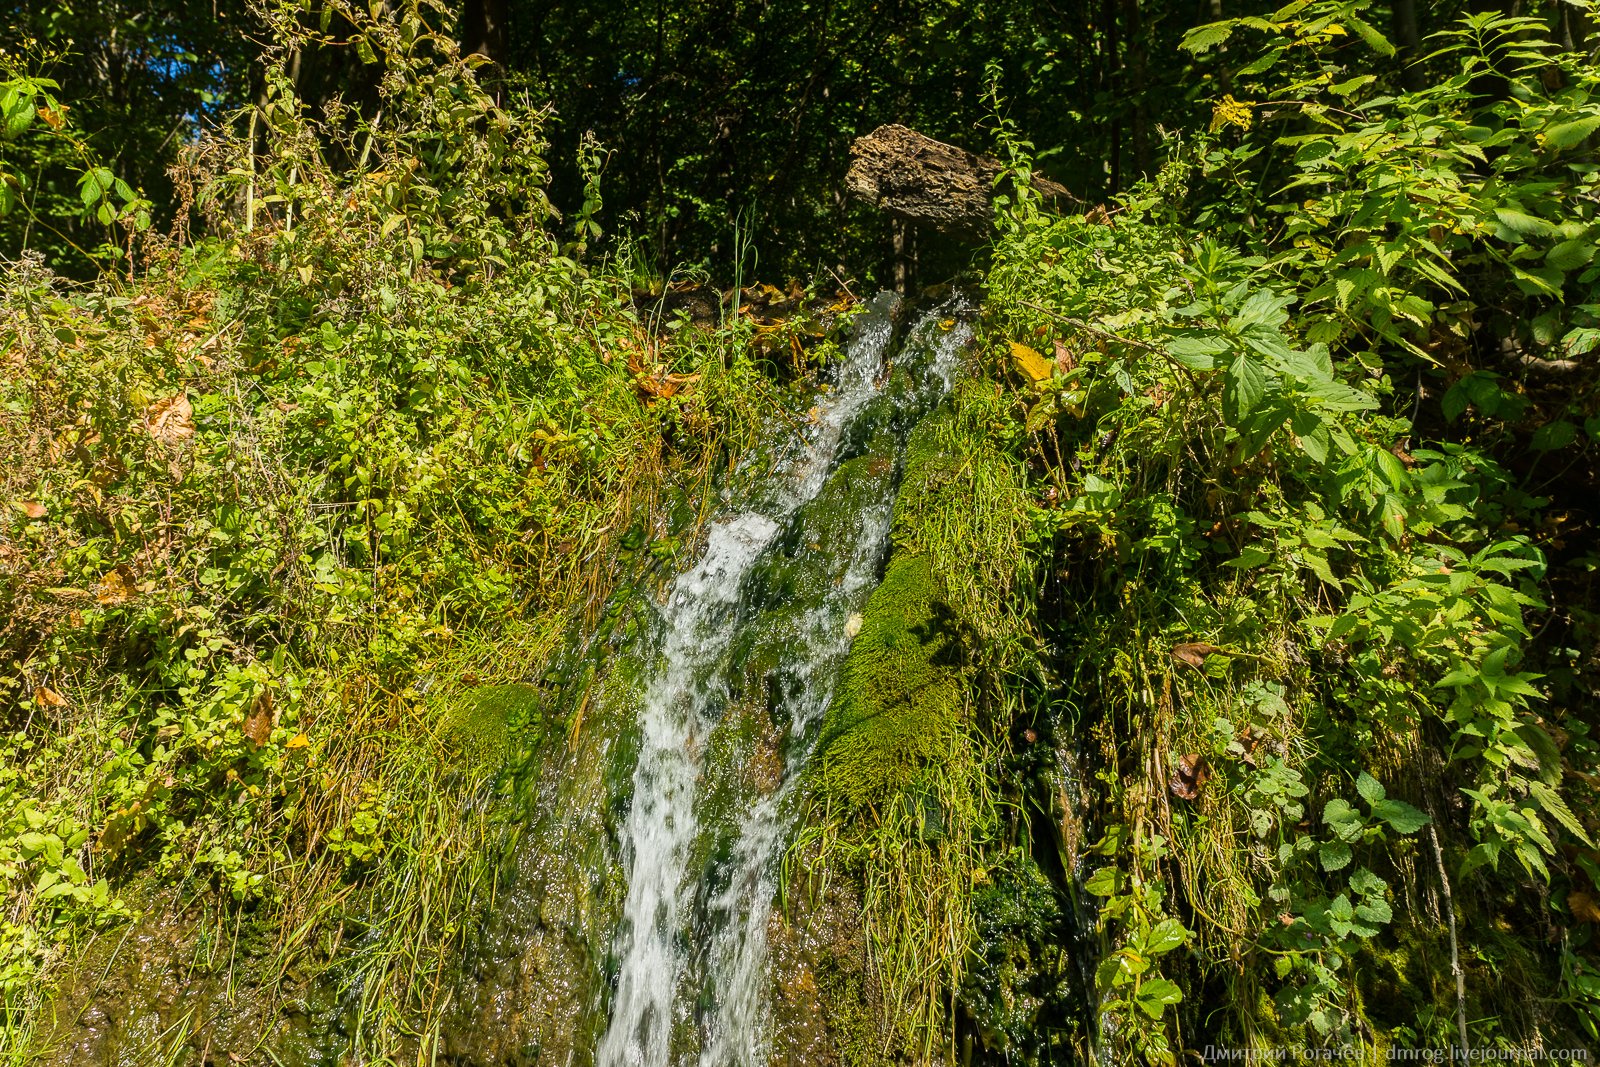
left=0, top=3, right=813, bottom=1058
left=802, top=5, right=1600, bottom=1064
left=4, top=0, right=1600, bottom=1064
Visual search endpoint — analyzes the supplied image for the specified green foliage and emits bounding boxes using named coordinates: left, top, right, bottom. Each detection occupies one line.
left=0, top=5, right=790, bottom=1052
left=977, top=11, right=1600, bottom=1046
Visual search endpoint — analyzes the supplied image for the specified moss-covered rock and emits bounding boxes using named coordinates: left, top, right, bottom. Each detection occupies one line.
left=813, top=554, right=963, bottom=809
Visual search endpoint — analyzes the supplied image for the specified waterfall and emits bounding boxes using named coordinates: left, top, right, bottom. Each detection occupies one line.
left=597, top=296, right=971, bottom=1067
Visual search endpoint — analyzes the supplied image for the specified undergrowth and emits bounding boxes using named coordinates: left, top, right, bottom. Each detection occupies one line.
left=808, top=7, right=1600, bottom=1065
left=0, top=1, right=820, bottom=1058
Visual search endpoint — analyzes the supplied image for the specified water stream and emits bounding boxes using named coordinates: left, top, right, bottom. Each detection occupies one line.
left=597, top=295, right=970, bottom=1067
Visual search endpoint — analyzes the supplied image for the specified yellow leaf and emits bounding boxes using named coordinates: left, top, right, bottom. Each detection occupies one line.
left=1009, top=341, right=1053, bottom=384
left=286, top=733, right=311, bottom=749
left=95, top=563, right=139, bottom=605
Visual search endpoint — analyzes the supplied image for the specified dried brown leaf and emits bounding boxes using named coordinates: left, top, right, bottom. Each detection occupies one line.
left=16, top=500, right=47, bottom=519
left=34, top=685, right=66, bottom=707
left=1169, top=752, right=1209, bottom=801
left=144, top=393, right=195, bottom=445
left=242, top=690, right=274, bottom=748
left=1570, top=890, right=1600, bottom=924
left=1171, top=642, right=1223, bottom=670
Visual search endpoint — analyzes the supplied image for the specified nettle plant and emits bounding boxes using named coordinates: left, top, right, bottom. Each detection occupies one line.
left=0, top=50, right=152, bottom=264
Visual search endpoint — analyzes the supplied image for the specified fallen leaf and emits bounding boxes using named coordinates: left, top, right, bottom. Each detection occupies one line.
left=143, top=393, right=195, bottom=445
left=242, top=690, right=274, bottom=748
left=1570, top=890, right=1600, bottom=924
left=1009, top=341, right=1054, bottom=384
left=1169, top=752, right=1209, bottom=801
left=95, top=563, right=139, bottom=605
left=16, top=500, right=47, bottom=519
left=1052, top=339, right=1077, bottom=373
left=1171, top=642, right=1223, bottom=670
left=34, top=685, right=66, bottom=707
left=285, top=733, right=311, bottom=750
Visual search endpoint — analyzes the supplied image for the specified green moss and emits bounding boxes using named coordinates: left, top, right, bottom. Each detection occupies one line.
left=440, top=682, right=544, bottom=769
left=814, top=555, right=963, bottom=809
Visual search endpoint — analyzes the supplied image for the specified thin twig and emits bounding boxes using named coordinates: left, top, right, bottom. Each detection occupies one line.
left=1428, top=821, right=1470, bottom=1054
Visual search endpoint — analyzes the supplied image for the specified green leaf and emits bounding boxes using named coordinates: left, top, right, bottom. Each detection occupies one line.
left=1528, top=780, right=1594, bottom=847
left=1084, top=865, right=1120, bottom=896
left=1544, top=115, right=1600, bottom=150
left=1547, top=239, right=1597, bottom=272
left=1494, top=206, right=1555, bottom=238
left=1319, top=840, right=1353, bottom=871
left=1354, top=895, right=1393, bottom=927
left=1143, top=918, right=1188, bottom=955
left=1348, top=867, right=1386, bottom=896
left=1531, top=421, right=1578, bottom=452
left=1346, top=15, right=1396, bottom=56
left=1372, top=798, right=1430, bottom=834
left=1134, top=978, right=1183, bottom=1018
left=2, top=96, right=35, bottom=140
left=1223, top=355, right=1267, bottom=427
left=1355, top=772, right=1386, bottom=805
left=1323, top=798, right=1365, bottom=841
left=1181, top=21, right=1236, bottom=53
left=1225, top=545, right=1272, bottom=569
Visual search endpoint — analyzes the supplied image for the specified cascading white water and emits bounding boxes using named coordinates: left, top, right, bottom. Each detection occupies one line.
left=598, top=299, right=971, bottom=1067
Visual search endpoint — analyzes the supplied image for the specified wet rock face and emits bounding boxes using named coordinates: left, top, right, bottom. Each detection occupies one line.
left=766, top=856, right=894, bottom=1067
left=37, top=885, right=345, bottom=1067
left=435, top=674, right=637, bottom=1067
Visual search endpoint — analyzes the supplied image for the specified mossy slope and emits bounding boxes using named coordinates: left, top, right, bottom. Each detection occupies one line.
left=813, top=555, right=963, bottom=809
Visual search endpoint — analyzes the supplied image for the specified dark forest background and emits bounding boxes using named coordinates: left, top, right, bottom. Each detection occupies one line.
left=7, top=0, right=1567, bottom=282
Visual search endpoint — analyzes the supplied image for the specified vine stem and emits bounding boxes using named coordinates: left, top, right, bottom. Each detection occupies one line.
left=1428, top=821, right=1470, bottom=1054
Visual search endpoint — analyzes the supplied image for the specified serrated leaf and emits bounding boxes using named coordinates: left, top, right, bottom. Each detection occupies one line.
left=1372, top=798, right=1430, bottom=834
left=1182, top=21, right=1235, bottom=53
left=1529, top=780, right=1594, bottom=847
left=1223, top=355, right=1267, bottom=426
left=1547, top=239, right=1597, bottom=272
left=1544, top=115, right=1600, bottom=150
left=1494, top=206, right=1555, bottom=238
left=1356, top=772, right=1386, bottom=805
left=1347, top=15, right=1396, bottom=56
left=1319, top=840, right=1353, bottom=871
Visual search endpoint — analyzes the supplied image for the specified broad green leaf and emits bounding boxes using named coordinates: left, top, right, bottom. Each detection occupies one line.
left=1323, top=798, right=1364, bottom=840
left=1531, top=421, right=1577, bottom=452
left=1356, top=772, right=1386, bottom=805
left=1134, top=978, right=1183, bottom=1018
left=1493, top=207, right=1555, bottom=238
left=1143, top=918, right=1188, bottom=955
left=1223, top=355, right=1267, bottom=427
left=1543, top=115, right=1600, bottom=150
left=1547, top=239, right=1597, bottom=272
left=1181, top=22, right=1235, bottom=53
left=1372, top=798, right=1430, bottom=834
left=1319, top=840, right=1352, bottom=871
